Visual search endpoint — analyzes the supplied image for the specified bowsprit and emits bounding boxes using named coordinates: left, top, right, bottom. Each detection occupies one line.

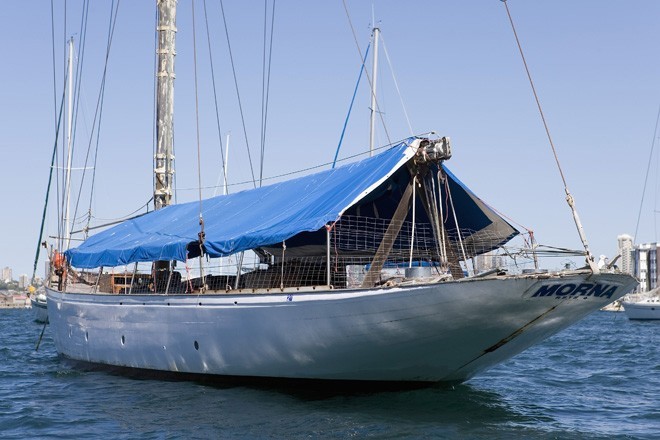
left=531, top=283, right=619, bottom=299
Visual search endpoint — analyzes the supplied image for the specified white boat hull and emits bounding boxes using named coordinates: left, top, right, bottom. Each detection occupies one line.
left=622, top=299, right=660, bottom=320
left=47, top=271, right=636, bottom=383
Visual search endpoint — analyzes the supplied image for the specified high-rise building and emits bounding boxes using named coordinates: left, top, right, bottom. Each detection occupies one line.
left=18, top=274, right=28, bottom=289
left=617, top=234, right=634, bottom=275
left=2, top=267, right=12, bottom=282
left=633, top=242, right=659, bottom=292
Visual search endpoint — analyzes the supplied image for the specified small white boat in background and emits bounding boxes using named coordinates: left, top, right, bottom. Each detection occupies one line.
left=623, top=289, right=660, bottom=320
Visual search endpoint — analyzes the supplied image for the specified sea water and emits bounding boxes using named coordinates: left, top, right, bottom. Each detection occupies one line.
left=0, top=308, right=657, bottom=439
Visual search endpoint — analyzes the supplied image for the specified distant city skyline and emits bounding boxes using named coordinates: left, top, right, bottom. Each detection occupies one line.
left=1, top=265, right=35, bottom=286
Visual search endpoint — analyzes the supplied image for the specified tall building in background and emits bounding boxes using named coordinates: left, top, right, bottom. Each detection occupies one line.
left=617, top=234, right=634, bottom=275
left=2, top=267, right=12, bottom=282
left=633, top=242, right=659, bottom=292
left=18, top=274, right=28, bottom=289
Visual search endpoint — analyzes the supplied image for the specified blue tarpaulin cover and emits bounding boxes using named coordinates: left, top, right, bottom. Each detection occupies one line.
left=66, top=139, right=420, bottom=268
left=65, top=137, right=519, bottom=268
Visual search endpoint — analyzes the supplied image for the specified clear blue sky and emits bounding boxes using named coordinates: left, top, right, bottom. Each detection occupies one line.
left=1, top=1, right=659, bottom=278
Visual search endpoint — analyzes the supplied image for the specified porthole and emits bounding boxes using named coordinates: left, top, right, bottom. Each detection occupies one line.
left=194, top=340, right=199, bottom=350
left=121, top=335, right=125, bottom=345
left=85, top=332, right=89, bottom=341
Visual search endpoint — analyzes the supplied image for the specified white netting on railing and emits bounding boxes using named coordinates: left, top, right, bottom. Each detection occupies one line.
left=60, top=216, right=551, bottom=294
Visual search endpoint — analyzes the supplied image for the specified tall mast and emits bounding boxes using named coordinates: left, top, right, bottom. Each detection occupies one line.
left=368, top=26, right=379, bottom=157
left=154, top=0, right=177, bottom=210
left=63, top=36, right=74, bottom=250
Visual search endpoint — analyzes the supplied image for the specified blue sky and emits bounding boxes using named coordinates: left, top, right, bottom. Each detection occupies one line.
left=1, top=0, right=660, bottom=278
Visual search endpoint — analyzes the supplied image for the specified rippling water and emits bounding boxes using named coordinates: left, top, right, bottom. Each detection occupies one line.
left=0, top=309, right=657, bottom=439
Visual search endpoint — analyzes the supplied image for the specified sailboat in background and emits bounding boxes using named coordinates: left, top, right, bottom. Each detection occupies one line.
left=43, top=1, right=636, bottom=384
left=623, top=289, right=660, bottom=320
left=621, top=105, right=660, bottom=321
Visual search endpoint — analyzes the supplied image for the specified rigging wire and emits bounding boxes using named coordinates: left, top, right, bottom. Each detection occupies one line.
left=151, top=7, right=165, bottom=204
left=32, top=81, right=68, bottom=285
left=332, top=42, right=370, bottom=169
left=178, top=134, right=423, bottom=192
left=68, top=0, right=91, bottom=243
left=58, top=37, right=73, bottom=250
left=191, top=0, right=205, bottom=223
left=634, top=104, right=660, bottom=241
left=50, top=0, right=58, bottom=130
left=259, top=0, right=276, bottom=187
left=84, top=198, right=153, bottom=223
left=202, top=0, right=227, bottom=192
left=69, top=0, right=90, bottom=174
left=70, top=198, right=153, bottom=236
left=60, top=3, right=91, bottom=250
left=50, top=0, right=63, bottom=252
left=379, top=34, right=414, bottom=137
left=501, top=0, right=597, bottom=269
left=63, top=0, right=67, bottom=81
left=341, top=0, right=392, bottom=149
left=71, top=0, right=121, bottom=241
left=59, top=0, right=68, bottom=248
left=218, top=0, right=257, bottom=188
left=192, top=0, right=207, bottom=290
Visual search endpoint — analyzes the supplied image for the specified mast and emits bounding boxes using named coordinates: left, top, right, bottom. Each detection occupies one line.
left=154, top=0, right=177, bottom=210
left=63, top=36, right=74, bottom=250
left=153, top=0, right=177, bottom=290
left=368, top=26, right=379, bottom=157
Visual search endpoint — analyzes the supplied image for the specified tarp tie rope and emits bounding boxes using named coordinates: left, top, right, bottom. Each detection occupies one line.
left=436, top=171, right=448, bottom=268
left=445, top=174, right=470, bottom=275
left=185, top=260, right=194, bottom=293
left=281, top=241, right=286, bottom=290
left=409, top=176, right=417, bottom=268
